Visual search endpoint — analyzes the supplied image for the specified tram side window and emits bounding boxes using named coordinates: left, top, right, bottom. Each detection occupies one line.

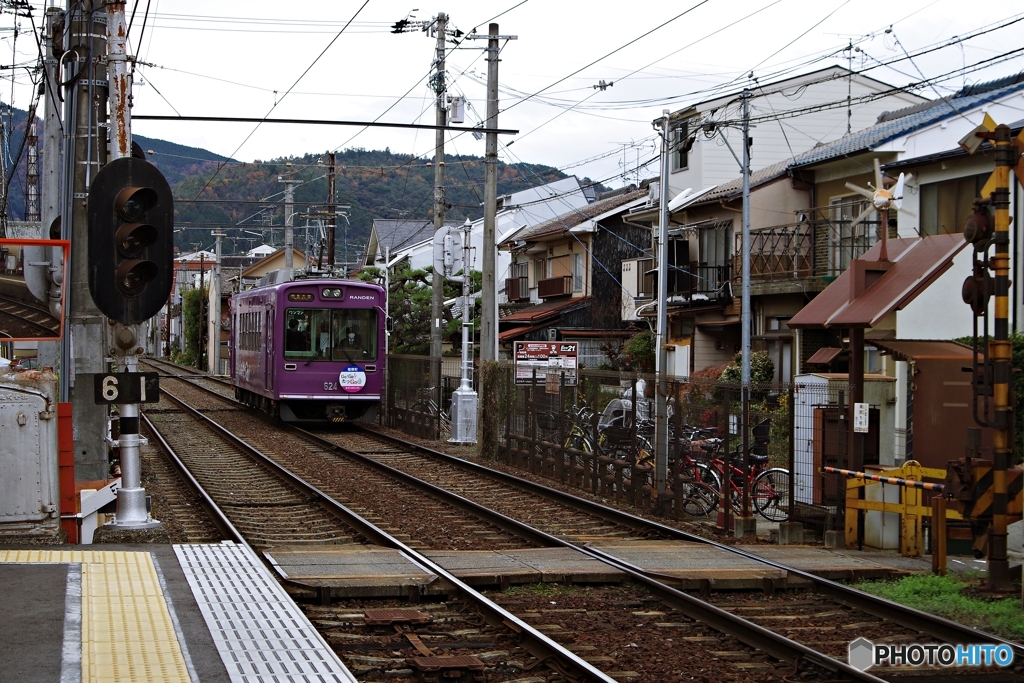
left=239, top=310, right=263, bottom=351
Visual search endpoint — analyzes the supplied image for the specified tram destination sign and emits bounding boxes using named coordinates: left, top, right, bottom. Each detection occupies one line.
left=92, top=373, right=161, bottom=405
left=514, top=341, right=578, bottom=387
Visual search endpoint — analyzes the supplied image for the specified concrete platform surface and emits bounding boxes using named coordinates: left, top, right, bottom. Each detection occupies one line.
left=0, top=543, right=357, bottom=683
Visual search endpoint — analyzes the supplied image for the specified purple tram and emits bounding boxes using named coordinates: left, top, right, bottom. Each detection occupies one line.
left=229, top=278, right=386, bottom=422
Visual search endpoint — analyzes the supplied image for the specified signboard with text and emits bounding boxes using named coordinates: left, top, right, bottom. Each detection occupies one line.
left=514, top=341, right=578, bottom=386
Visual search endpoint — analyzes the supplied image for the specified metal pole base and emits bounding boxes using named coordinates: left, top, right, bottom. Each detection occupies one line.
left=104, top=487, right=160, bottom=529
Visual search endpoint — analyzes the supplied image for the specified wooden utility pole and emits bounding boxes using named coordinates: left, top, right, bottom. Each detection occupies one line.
left=430, top=12, right=448, bottom=362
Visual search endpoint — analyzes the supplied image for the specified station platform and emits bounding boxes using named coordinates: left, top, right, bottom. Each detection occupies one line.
left=0, top=538, right=941, bottom=682
left=0, top=542, right=357, bottom=683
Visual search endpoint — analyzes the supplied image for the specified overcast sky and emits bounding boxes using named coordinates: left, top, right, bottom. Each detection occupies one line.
left=8, top=1, right=1024, bottom=190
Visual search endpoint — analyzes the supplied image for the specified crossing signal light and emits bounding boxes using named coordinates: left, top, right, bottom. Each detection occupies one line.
left=963, top=202, right=992, bottom=245
left=88, top=157, right=174, bottom=324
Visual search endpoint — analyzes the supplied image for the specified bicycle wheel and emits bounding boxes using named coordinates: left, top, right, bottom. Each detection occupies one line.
left=564, top=430, right=594, bottom=469
left=752, top=468, right=791, bottom=522
left=676, top=462, right=720, bottom=517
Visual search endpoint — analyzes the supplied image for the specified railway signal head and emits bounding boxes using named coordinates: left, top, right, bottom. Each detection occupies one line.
left=88, top=157, right=174, bottom=324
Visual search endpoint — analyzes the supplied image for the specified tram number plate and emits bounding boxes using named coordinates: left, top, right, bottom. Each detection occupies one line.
left=92, top=373, right=160, bottom=405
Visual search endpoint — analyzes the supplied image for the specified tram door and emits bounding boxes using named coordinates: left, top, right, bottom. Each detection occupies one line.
left=265, top=307, right=275, bottom=391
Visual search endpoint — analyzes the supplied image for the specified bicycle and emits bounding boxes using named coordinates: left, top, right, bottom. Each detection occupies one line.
left=667, top=420, right=790, bottom=521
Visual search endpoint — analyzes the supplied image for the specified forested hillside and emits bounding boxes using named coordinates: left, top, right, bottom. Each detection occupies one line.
left=0, top=103, right=601, bottom=260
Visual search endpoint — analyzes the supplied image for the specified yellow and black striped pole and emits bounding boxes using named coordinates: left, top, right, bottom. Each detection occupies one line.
left=987, top=123, right=1013, bottom=590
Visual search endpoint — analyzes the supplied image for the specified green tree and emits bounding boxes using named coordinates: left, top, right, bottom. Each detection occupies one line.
left=720, top=350, right=775, bottom=384
left=181, top=287, right=206, bottom=367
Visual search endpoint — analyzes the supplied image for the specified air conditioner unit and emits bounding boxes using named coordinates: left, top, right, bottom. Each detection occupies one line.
left=547, top=328, right=558, bottom=341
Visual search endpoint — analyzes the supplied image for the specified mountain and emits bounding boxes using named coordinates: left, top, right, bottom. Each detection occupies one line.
left=0, top=103, right=606, bottom=260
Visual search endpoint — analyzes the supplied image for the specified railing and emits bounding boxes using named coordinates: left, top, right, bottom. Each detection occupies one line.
left=736, top=217, right=882, bottom=282
left=538, top=275, right=572, bottom=299
left=667, top=263, right=731, bottom=305
left=504, top=276, right=530, bottom=302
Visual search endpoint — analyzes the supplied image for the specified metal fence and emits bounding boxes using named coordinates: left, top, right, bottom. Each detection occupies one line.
left=385, top=357, right=863, bottom=531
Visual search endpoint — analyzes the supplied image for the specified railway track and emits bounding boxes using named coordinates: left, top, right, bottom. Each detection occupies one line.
left=136, top=360, right=1012, bottom=681
left=0, top=295, right=60, bottom=337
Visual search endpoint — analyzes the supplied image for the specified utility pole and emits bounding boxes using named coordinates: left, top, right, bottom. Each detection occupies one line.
left=66, top=1, right=110, bottom=482
left=654, top=111, right=671, bottom=511
left=327, top=151, right=336, bottom=268
left=740, top=90, right=751, bottom=386
left=430, top=12, right=448, bottom=366
left=37, top=4, right=64, bottom=376
left=476, top=22, right=512, bottom=362
left=210, top=232, right=225, bottom=374
left=279, top=167, right=301, bottom=273
left=198, top=252, right=206, bottom=369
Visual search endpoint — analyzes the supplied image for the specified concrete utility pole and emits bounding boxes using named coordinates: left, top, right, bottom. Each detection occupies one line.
left=66, top=1, right=110, bottom=481
left=480, top=23, right=500, bottom=362
left=327, top=151, right=336, bottom=268
left=654, top=111, right=671, bottom=510
left=430, top=12, right=448, bottom=364
left=279, top=169, right=301, bottom=272
left=740, top=89, right=751, bottom=387
left=209, top=232, right=225, bottom=374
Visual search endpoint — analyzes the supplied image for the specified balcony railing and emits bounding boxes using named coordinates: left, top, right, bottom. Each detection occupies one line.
left=504, top=275, right=530, bottom=302
left=639, top=261, right=732, bottom=307
left=538, top=275, right=572, bottom=299
left=735, top=217, right=882, bottom=282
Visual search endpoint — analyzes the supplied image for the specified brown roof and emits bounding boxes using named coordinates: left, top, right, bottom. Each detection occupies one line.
left=510, top=190, right=647, bottom=243
left=806, top=347, right=844, bottom=364
left=872, top=339, right=975, bottom=361
left=500, top=297, right=589, bottom=324
left=788, top=234, right=966, bottom=329
left=498, top=322, right=548, bottom=343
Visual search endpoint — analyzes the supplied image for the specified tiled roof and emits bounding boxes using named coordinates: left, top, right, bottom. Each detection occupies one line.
left=789, top=75, right=1024, bottom=168
left=513, top=189, right=647, bottom=242
left=371, top=219, right=458, bottom=254
left=500, top=297, right=589, bottom=323
left=689, top=160, right=791, bottom=204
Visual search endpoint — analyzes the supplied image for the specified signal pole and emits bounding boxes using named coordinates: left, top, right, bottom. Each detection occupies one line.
left=430, top=13, right=448, bottom=365
left=66, top=2, right=110, bottom=482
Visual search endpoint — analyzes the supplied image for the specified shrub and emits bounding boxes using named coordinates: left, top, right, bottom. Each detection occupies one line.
left=720, top=350, right=774, bottom=384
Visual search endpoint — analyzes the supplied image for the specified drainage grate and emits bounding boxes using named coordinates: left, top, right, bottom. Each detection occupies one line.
left=175, top=543, right=358, bottom=683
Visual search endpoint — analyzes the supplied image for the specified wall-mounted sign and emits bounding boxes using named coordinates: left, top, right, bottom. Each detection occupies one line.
left=853, top=402, right=870, bottom=433
left=514, top=341, right=578, bottom=387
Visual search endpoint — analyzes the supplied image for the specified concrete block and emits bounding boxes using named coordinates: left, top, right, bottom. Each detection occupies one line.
left=823, top=530, right=842, bottom=549
left=734, top=516, right=757, bottom=539
left=778, top=521, right=803, bottom=545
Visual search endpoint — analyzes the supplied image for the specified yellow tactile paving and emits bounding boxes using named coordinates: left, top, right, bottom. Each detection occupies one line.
left=0, top=550, right=190, bottom=683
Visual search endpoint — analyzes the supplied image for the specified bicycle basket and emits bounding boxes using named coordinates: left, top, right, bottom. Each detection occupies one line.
left=535, top=411, right=561, bottom=433
left=602, top=425, right=635, bottom=446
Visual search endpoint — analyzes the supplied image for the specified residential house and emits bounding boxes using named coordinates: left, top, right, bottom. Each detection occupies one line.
left=663, top=65, right=927, bottom=197
left=498, top=187, right=649, bottom=367
left=629, top=71, right=1024, bottom=385
left=389, top=177, right=592, bottom=287
left=362, top=218, right=459, bottom=269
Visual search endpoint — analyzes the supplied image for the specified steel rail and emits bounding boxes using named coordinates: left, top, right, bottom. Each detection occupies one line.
left=292, top=426, right=884, bottom=682
left=149, top=365, right=1024, bottom=665
left=358, top=425, right=1024, bottom=657
left=150, top=385, right=617, bottom=683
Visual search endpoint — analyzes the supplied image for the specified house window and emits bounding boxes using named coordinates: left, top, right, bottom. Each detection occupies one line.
left=828, top=195, right=875, bottom=273
left=572, top=253, right=584, bottom=292
left=920, top=173, right=989, bottom=236
left=671, top=120, right=692, bottom=172
left=513, top=261, right=528, bottom=279
left=534, top=259, right=544, bottom=286
left=549, top=255, right=571, bottom=280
